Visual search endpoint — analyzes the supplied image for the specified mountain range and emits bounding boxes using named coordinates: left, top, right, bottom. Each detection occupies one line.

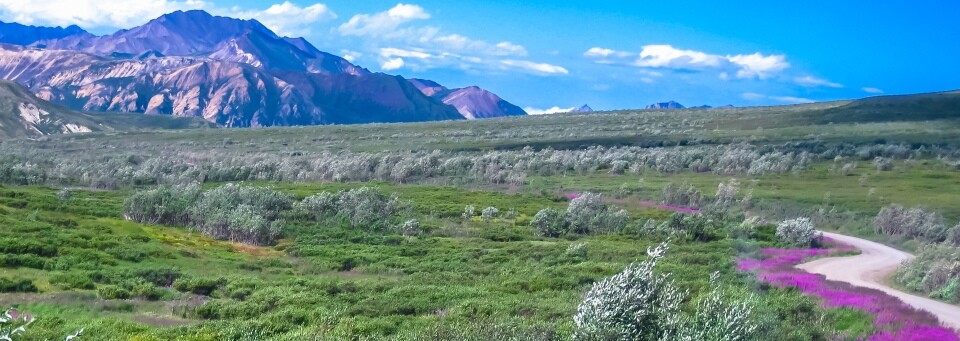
left=0, top=10, right=526, bottom=127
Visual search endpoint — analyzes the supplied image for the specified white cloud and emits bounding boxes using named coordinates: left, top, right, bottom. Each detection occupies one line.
left=381, top=47, right=432, bottom=59
left=584, top=47, right=620, bottom=58
left=635, top=44, right=724, bottom=69
left=585, top=44, right=790, bottom=79
left=742, top=92, right=814, bottom=104
left=501, top=60, right=569, bottom=75
left=727, top=53, right=789, bottom=79
left=340, top=4, right=559, bottom=76
left=794, top=75, right=843, bottom=88
left=228, top=2, right=335, bottom=37
left=524, top=106, right=575, bottom=115
left=381, top=58, right=405, bottom=71
left=862, top=87, right=884, bottom=94
left=340, top=50, right=362, bottom=62
left=339, top=3, right=430, bottom=37
left=0, top=0, right=208, bottom=28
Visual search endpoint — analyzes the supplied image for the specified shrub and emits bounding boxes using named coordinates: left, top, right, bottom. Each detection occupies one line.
left=297, top=187, right=403, bottom=230
left=481, top=207, right=499, bottom=221
left=98, top=285, right=131, bottom=300
left=56, top=188, right=72, bottom=205
left=462, top=205, right=476, bottom=220
left=297, top=192, right=337, bottom=220
left=335, top=187, right=400, bottom=227
left=125, top=183, right=293, bottom=245
left=399, top=219, right=421, bottom=236
left=776, top=218, right=821, bottom=247
left=49, top=272, right=95, bottom=290
left=566, top=242, right=588, bottom=259
left=123, top=184, right=201, bottom=225
left=874, top=204, right=947, bottom=241
left=714, top=178, right=740, bottom=210
left=574, top=243, right=685, bottom=340
left=531, top=208, right=568, bottom=238
left=573, top=243, right=760, bottom=340
left=661, top=183, right=704, bottom=208
left=873, top=157, right=893, bottom=171
left=566, top=193, right=607, bottom=234
left=0, top=278, right=37, bottom=293
left=173, top=276, right=226, bottom=296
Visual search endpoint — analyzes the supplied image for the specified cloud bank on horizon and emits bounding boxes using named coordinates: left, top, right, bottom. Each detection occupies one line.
left=0, top=0, right=953, bottom=112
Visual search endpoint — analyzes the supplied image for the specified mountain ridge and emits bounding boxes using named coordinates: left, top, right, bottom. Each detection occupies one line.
left=0, top=10, right=521, bottom=127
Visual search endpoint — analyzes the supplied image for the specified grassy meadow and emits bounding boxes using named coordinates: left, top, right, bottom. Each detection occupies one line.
left=0, top=94, right=958, bottom=339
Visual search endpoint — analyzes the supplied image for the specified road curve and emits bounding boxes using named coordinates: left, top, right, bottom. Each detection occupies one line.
left=797, top=231, right=960, bottom=330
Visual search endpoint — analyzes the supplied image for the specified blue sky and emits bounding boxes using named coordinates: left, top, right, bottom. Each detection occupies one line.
left=2, top=0, right=958, bottom=112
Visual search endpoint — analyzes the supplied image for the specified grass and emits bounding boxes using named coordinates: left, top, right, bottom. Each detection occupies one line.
left=0, top=184, right=873, bottom=340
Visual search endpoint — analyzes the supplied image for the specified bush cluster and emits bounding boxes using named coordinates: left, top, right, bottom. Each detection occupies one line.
left=874, top=204, right=951, bottom=242
left=124, top=183, right=293, bottom=245
left=297, top=187, right=402, bottom=230
left=531, top=193, right=628, bottom=237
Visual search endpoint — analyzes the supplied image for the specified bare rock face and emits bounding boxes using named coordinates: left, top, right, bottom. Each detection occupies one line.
left=0, top=10, right=468, bottom=127
left=408, top=79, right=527, bottom=119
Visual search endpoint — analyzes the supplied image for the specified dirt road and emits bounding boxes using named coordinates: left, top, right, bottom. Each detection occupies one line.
left=797, top=231, right=960, bottom=329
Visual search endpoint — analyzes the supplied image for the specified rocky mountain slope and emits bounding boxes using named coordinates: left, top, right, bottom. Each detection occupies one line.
left=0, top=10, right=522, bottom=127
left=409, top=79, right=526, bottom=119
left=0, top=80, right=211, bottom=138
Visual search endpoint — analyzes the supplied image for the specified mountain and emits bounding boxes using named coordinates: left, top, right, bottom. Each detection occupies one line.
left=0, top=80, right=211, bottom=138
left=691, top=105, right=712, bottom=109
left=571, top=104, right=593, bottom=113
left=0, top=21, right=90, bottom=46
left=647, top=101, right=685, bottom=109
left=408, top=79, right=526, bottom=119
left=37, top=10, right=272, bottom=56
left=0, top=11, right=468, bottom=127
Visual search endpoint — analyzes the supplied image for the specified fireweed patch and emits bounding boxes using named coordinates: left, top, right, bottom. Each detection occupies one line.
left=738, top=238, right=958, bottom=340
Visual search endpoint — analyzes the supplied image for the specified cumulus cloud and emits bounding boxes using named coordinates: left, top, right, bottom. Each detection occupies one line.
left=635, top=45, right=724, bottom=69
left=339, top=3, right=429, bottom=37
left=0, top=0, right=208, bottom=28
left=227, top=2, right=335, bottom=37
left=381, top=58, right=405, bottom=71
left=742, top=92, right=815, bottom=104
left=862, top=87, right=884, bottom=94
left=341, top=4, right=561, bottom=76
left=794, top=75, right=843, bottom=88
left=524, top=106, right=576, bottom=115
left=584, top=44, right=790, bottom=79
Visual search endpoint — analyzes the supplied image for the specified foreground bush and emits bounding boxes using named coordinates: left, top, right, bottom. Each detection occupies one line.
left=573, top=242, right=759, bottom=340
left=776, top=218, right=820, bottom=247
